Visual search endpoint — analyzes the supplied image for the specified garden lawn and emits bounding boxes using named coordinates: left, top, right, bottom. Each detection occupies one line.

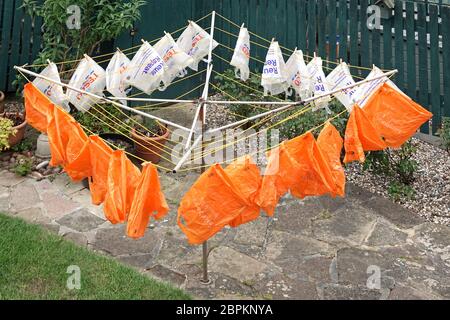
left=0, top=213, right=190, bottom=300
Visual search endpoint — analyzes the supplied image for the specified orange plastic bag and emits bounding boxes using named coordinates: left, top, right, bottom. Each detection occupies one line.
left=23, top=83, right=51, bottom=133
left=257, top=132, right=336, bottom=215
left=224, top=156, right=262, bottom=228
left=255, top=146, right=288, bottom=216
left=88, top=136, right=114, bottom=205
left=127, top=162, right=169, bottom=239
left=103, top=150, right=142, bottom=224
left=63, top=124, right=91, bottom=181
left=343, top=105, right=387, bottom=163
left=363, top=83, right=433, bottom=148
left=286, top=132, right=336, bottom=199
left=46, top=104, right=82, bottom=167
left=177, top=164, right=250, bottom=245
left=317, top=122, right=345, bottom=197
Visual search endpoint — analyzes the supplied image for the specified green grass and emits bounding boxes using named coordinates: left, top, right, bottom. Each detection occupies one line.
left=0, top=214, right=191, bottom=300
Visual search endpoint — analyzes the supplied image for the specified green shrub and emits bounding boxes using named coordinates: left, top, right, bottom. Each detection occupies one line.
left=437, top=116, right=450, bottom=153
left=388, top=181, right=416, bottom=202
left=0, top=118, right=16, bottom=151
left=73, top=104, right=130, bottom=135
left=364, top=140, right=418, bottom=201
left=213, top=69, right=282, bottom=128
left=11, top=137, right=34, bottom=153
left=14, top=158, right=33, bottom=176
left=279, top=100, right=347, bottom=140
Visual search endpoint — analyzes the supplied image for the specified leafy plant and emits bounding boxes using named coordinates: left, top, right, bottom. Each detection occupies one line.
left=437, top=116, right=450, bottom=153
left=134, top=118, right=166, bottom=137
left=15, top=0, right=146, bottom=91
left=11, top=137, right=34, bottom=153
left=364, top=140, right=418, bottom=201
left=388, top=181, right=415, bottom=202
left=73, top=104, right=129, bottom=135
left=0, top=117, right=17, bottom=151
left=279, top=99, right=347, bottom=140
left=213, top=69, right=282, bottom=128
left=14, top=158, right=33, bottom=176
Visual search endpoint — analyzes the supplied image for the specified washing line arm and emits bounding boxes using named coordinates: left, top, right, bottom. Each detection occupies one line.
left=14, top=65, right=192, bottom=132
left=206, top=69, right=398, bottom=134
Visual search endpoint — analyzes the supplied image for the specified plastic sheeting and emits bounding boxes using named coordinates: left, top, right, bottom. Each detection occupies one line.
left=106, top=50, right=131, bottom=103
left=363, top=83, right=433, bottom=148
left=257, top=132, right=336, bottom=215
left=224, top=156, right=262, bottom=228
left=177, top=164, right=255, bottom=244
left=343, top=105, right=387, bottom=164
left=154, top=33, right=194, bottom=89
left=24, top=83, right=52, bottom=133
left=103, top=150, right=142, bottom=224
left=32, top=61, right=70, bottom=112
left=177, top=21, right=218, bottom=71
left=230, top=26, right=251, bottom=81
left=325, top=62, right=356, bottom=112
left=306, top=57, right=331, bottom=110
left=67, top=55, right=106, bottom=112
left=285, top=49, right=313, bottom=100
left=127, top=162, right=169, bottom=239
left=317, top=122, right=345, bottom=197
left=123, top=41, right=166, bottom=95
left=261, top=41, right=289, bottom=96
left=88, top=136, right=114, bottom=205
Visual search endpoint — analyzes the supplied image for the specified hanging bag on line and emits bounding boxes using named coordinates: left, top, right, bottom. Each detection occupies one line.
left=33, top=61, right=70, bottom=112
left=261, top=41, right=289, bottom=96
left=352, top=65, right=403, bottom=108
left=106, top=50, right=131, bottom=104
left=177, top=21, right=218, bottom=71
left=23, top=83, right=53, bottom=133
left=325, top=62, right=356, bottom=112
left=123, top=41, right=166, bottom=95
left=67, top=55, right=106, bottom=112
left=306, top=56, right=331, bottom=110
left=127, top=162, right=169, bottom=239
left=154, top=32, right=194, bottom=90
left=285, top=49, right=314, bottom=100
left=230, top=25, right=251, bottom=81
left=103, top=150, right=142, bottom=225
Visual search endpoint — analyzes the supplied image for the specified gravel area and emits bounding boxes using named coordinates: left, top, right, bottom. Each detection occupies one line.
left=346, top=137, right=450, bottom=226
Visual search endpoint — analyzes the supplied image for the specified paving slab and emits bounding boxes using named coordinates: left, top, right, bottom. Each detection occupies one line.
left=0, top=170, right=26, bottom=187
left=56, top=208, right=105, bottom=232
left=41, top=191, right=82, bottom=220
left=10, top=181, right=40, bottom=212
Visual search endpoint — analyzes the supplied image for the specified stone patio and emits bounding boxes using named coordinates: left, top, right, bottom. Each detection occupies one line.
left=1, top=169, right=449, bottom=300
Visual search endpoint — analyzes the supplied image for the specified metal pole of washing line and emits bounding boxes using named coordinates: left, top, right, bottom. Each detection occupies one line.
left=199, top=10, right=216, bottom=285
left=14, top=66, right=192, bottom=132
left=206, top=69, right=398, bottom=134
left=172, top=134, right=203, bottom=173
left=108, top=96, right=198, bottom=104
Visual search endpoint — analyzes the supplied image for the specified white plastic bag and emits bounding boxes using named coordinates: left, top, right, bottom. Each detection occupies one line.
left=154, top=32, right=194, bottom=89
left=353, top=65, right=403, bottom=108
left=285, top=49, right=314, bottom=100
left=67, top=55, right=106, bottom=112
left=176, top=21, right=218, bottom=71
left=261, top=41, right=289, bottom=96
left=123, top=41, right=166, bottom=95
left=230, top=25, right=250, bottom=81
left=325, top=62, right=356, bottom=112
left=106, top=50, right=131, bottom=103
left=306, top=56, right=330, bottom=110
left=33, top=62, right=70, bottom=112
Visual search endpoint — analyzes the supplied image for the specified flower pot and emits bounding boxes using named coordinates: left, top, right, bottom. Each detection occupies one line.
left=131, top=126, right=170, bottom=164
left=2, top=112, right=27, bottom=148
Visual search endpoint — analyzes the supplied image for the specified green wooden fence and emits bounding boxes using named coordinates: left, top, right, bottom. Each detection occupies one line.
left=1, top=0, right=449, bottom=134
left=0, top=0, right=43, bottom=92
